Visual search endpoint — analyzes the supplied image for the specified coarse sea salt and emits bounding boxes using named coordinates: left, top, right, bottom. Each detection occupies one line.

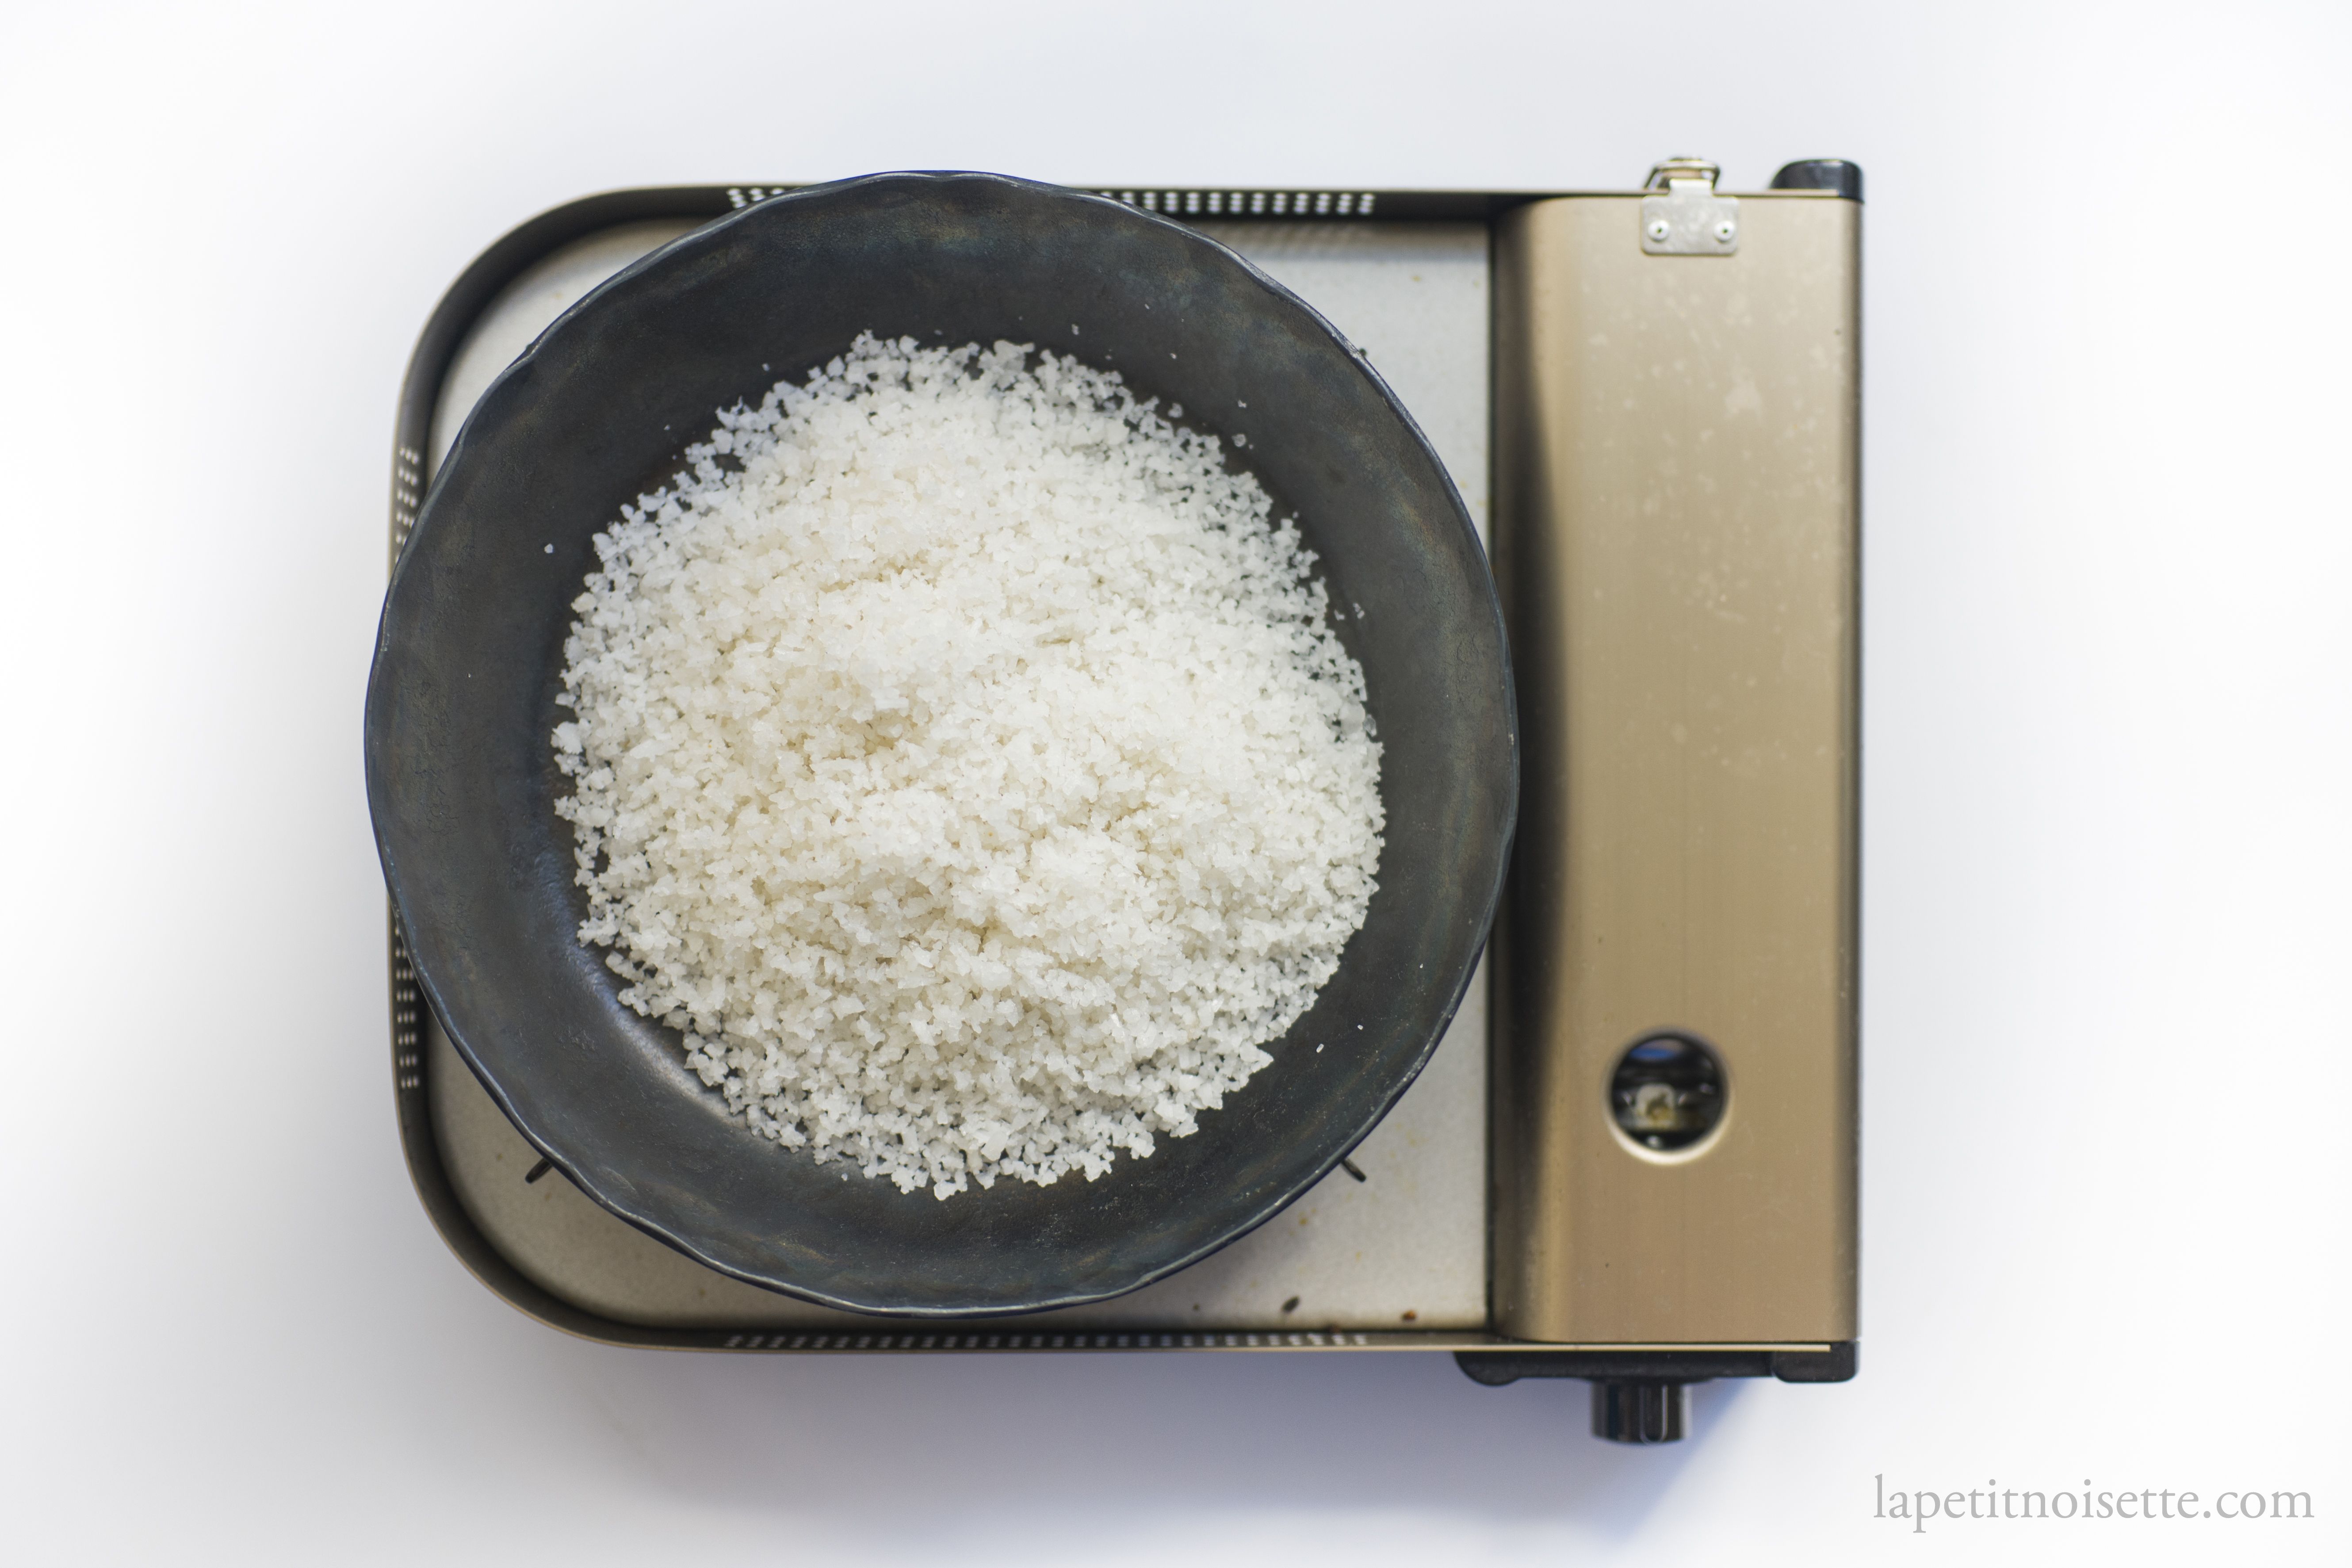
left=553, top=334, right=1382, bottom=1198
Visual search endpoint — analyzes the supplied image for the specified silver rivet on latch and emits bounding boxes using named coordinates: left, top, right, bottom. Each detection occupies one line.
left=1646, top=218, right=1671, bottom=242
left=1713, top=219, right=1736, bottom=243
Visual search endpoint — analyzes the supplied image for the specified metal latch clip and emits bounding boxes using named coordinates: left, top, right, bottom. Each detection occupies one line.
left=1640, top=158, right=1739, bottom=256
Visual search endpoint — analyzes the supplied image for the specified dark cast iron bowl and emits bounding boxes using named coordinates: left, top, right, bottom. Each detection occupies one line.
left=364, top=171, right=1515, bottom=1317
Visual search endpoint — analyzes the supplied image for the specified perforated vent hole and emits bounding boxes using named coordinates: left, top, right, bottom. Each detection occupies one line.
left=717, top=1330, right=1377, bottom=1351
left=1098, top=189, right=1375, bottom=219
left=390, top=444, right=422, bottom=558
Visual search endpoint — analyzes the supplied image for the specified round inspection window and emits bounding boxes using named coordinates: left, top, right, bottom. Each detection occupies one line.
left=1608, top=1033, right=1726, bottom=1151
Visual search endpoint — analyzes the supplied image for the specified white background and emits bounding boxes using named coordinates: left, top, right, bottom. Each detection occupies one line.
left=4, top=2, right=2347, bottom=1563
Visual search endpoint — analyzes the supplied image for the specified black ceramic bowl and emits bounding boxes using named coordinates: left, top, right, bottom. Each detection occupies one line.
left=364, top=172, right=1514, bottom=1316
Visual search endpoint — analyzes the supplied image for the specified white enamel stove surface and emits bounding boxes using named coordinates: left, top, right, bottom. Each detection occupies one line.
left=424, top=212, right=1493, bottom=1332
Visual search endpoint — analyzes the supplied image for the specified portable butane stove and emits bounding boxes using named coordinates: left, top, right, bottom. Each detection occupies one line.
left=385, top=157, right=1862, bottom=1443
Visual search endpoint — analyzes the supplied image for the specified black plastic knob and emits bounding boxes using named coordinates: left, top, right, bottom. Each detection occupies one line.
left=1592, top=1380, right=1690, bottom=1443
